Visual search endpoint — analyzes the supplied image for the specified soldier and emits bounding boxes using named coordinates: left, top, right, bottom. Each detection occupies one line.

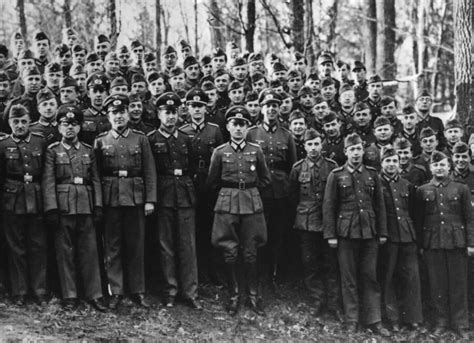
left=288, top=110, right=307, bottom=161
left=183, top=56, right=201, bottom=91
left=32, top=31, right=50, bottom=74
left=363, top=116, right=394, bottom=171
left=85, top=53, right=104, bottom=76
left=413, top=127, right=438, bottom=179
left=147, top=92, right=201, bottom=309
left=245, top=90, right=262, bottom=127
left=351, top=102, right=376, bottom=146
left=29, top=88, right=60, bottom=145
left=80, top=72, right=111, bottom=145
left=94, top=34, right=111, bottom=61
left=320, top=78, right=340, bottom=113
left=42, top=105, right=106, bottom=311
left=44, top=62, right=63, bottom=100
left=336, top=61, right=354, bottom=86
left=180, top=88, right=224, bottom=284
left=127, top=94, right=155, bottom=134
left=287, top=69, right=304, bottom=98
left=248, top=52, right=266, bottom=76
left=104, top=52, right=122, bottom=80
left=321, top=112, right=346, bottom=166
left=297, top=86, right=315, bottom=119
left=415, top=89, right=445, bottom=150
left=180, top=40, right=192, bottom=60
left=142, top=53, right=158, bottom=76
left=364, top=74, right=383, bottom=120
left=0, top=72, right=10, bottom=118
left=305, top=73, right=321, bottom=96
left=450, top=142, right=474, bottom=190
left=338, top=83, right=356, bottom=126
left=394, top=137, right=428, bottom=188
left=318, top=53, right=340, bottom=93
left=289, top=129, right=339, bottom=315
left=94, top=94, right=157, bottom=309
left=378, top=147, right=423, bottom=331
left=323, top=133, right=388, bottom=335
left=416, top=151, right=474, bottom=339
left=398, top=105, right=421, bottom=157
left=271, top=61, right=288, bottom=84
left=70, top=64, right=88, bottom=109
left=207, top=105, right=271, bottom=315
left=250, top=72, right=268, bottom=95
left=55, top=44, right=73, bottom=76
left=200, top=55, right=212, bottom=77
left=380, top=96, right=402, bottom=136
left=443, top=119, right=464, bottom=158
left=0, top=104, right=48, bottom=306
left=3, top=66, right=43, bottom=132
left=59, top=76, right=80, bottom=106
left=72, top=44, right=87, bottom=66
left=246, top=89, right=297, bottom=284
left=162, top=45, right=178, bottom=75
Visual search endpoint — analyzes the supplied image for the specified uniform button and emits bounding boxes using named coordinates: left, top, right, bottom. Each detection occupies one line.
left=440, top=203, right=443, bottom=206
left=238, top=156, right=242, bottom=159
left=239, top=164, right=242, bottom=166
left=25, top=164, right=28, bottom=167
left=271, top=170, right=274, bottom=173
left=440, top=212, right=443, bottom=215
left=359, top=200, right=362, bottom=203
left=440, top=194, right=443, bottom=197
left=396, top=207, right=399, bottom=210
left=360, top=209, right=363, bottom=212
left=441, top=221, right=445, bottom=225
left=395, top=198, right=398, bottom=201
left=397, top=217, right=401, bottom=220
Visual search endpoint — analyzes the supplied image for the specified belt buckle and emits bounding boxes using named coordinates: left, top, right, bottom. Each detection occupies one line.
left=198, top=160, right=205, bottom=169
left=238, top=181, right=245, bottom=190
left=24, top=174, right=32, bottom=183
left=73, top=177, right=84, bottom=185
left=174, top=169, right=183, bottom=176
left=118, top=170, right=128, bottom=178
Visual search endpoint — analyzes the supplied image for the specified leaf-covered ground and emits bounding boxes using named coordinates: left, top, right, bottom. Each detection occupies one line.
left=0, top=278, right=473, bottom=341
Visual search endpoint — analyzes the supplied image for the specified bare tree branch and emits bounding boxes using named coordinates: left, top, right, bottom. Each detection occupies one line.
left=259, top=0, right=292, bottom=48
left=204, top=3, right=245, bottom=35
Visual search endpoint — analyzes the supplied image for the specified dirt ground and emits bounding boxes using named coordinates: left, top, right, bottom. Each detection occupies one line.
left=0, top=278, right=473, bottom=342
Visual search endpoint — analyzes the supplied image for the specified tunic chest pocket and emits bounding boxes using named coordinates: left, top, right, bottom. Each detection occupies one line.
left=82, top=154, right=92, bottom=165
left=56, top=154, right=70, bottom=165
left=222, top=157, right=235, bottom=175
left=276, top=142, right=288, bottom=157
left=447, top=191, right=461, bottom=212
left=400, top=191, right=410, bottom=208
left=244, top=155, right=257, bottom=173
left=154, top=142, right=168, bottom=154
left=102, top=146, right=115, bottom=166
left=365, top=178, right=375, bottom=196
left=129, top=145, right=142, bottom=165
left=5, top=150, right=20, bottom=170
left=208, top=140, right=216, bottom=152
left=82, top=121, right=97, bottom=132
left=338, top=180, right=352, bottom=197
left=5, top=151, right=20, bottom=160
left=31, top=149, right=43, bottom=168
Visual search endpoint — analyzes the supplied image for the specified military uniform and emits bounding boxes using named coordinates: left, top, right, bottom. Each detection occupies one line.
left=379, top=172, right=422, bottom=325
left=323, top=162, right=387, bottom=325
left=354, top=81, right=368, bottom=102
left=29, top=120, right=61, bottom=145
left=397, top=130, right=421, bottom=157
left=289, top=156, right=340, bottom=311
left=412, top=152, right=432, bottom=179
left=128, top=120, right=155, bottom=134
left=400, top=162, right=428, bottom=188
left=246, top=122, right=297, bottom=279
left=293, top=135, right=306, bottom=161
left=364, top=142, right=391, bottom=171
left=207, top=139, right=271, bottom=309
left=322, top=135, right=346, bottom=166
left=416, top=178, right=473, bottom=330
left=80, top=107, right=111, bottom=146
left=3, top=93, right=40, bottom=133
left=0, top=132, right=47, bottom=298
left=180, top=120, right=224, bottom=281
left=94, top=127, right=157, bottom=296
left=42, top=139, right=103, bottom=301
left=416, top=115, right=445, bottom=150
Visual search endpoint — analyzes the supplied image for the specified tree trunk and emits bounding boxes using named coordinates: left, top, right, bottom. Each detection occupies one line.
left=454, top=0, right=472, bottom=128
left=430, top=2, right=448, bottom=99
left=363, top=0, right=376, bottom=74
left=245, top=0, right=256, bottom=52
left=291, top=0, right=305, bottom=52
left=375, top=0, right=396, bottom=80
left=155, top=0, right=161, bottom=65
left=208, top=0, right=225, bottom=48
left=63, top=0, right=72, bottom=29
left=326, top=0, right=338, bottom=53
left=194, top=0, right=198, bottom=55
left=108, top=0, right=117, bottom=48
left=304, top=0, right=315, bottom=66
left=17, top=0, right=27, bottom=39
left=162, top=6, right=169, bottom=47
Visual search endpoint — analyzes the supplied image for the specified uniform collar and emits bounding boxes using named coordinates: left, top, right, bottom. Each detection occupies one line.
left=61, top=139, right=80, bottom=150
left=417, top=113, right=431, bottom=122
left=111, top=128, right=131, bottom=139
left=158, top=127, right=178, bottom=139
left=382, top=171, right=400, bottom=183
left=89, top=106, right=105, bottom=116
left=400, top=162, right=413, bottom=174
left=11, top=133, right=31, bottom=143
left=191, top=120, right=205, bottom=132
left=327, top=135, right=342, bottom=144
left=430, top=177, right=451, bottom=187
left=346, top=163, right=363, bottom=174
left=305, top=156, right=321, bottom=168
left=230, top=139, right=246, bottom=152
left=453, top=168, right=470, bottom=179
left=38, top=117, right=57, bottom=127
left=402, top=129, right=417, bottom=139
left=263, top=121, right=278, bottom=133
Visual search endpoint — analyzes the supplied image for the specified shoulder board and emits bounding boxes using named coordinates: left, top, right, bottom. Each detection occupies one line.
left=131, top=129, right=145, bottom=135
left=177, top=128, right=189, bottom=135
left=47, top=141, right=60, bottom=149
left=29, top=121, right=39, bottom=126
left=82, top=142, right=92, bottom=149
left=0, top=135, right=9, bottom=141
left=179, top=123, right=191, bottom=129
left=332, top=166, right=345, bottom=172
left=324, top=157, right=338, bottom=166
left=280, top=127, right=291, bottom=133
left=207, top=122, right=219, bottom=128
left=292, top=159, right=304, bottom=168
left=146, top=129, right=157, bottom=136
left=96, top=131, right=108, bottom=138
left=31, top=131, right=44, bottom=138
left=248, top=142, right=260, bottom=148
left=413, top=164, right=426, bottom=172
left=247, top=125, right=258, bottom=131
left=214, top=143, right=227, bottom=151
left=366, top=165, right=377, bottom=171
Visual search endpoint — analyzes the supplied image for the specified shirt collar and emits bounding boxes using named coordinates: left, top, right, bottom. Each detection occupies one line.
left=263, top=121, right=278, bottom=133
left=230, top=139, right=246, bottom=152
left=11, top=133, right=31, bottom=143
left=61, top=140, right=80, bottom=150
left=453, top=168, right=470, bottom=179
left=306, top=156, right=321, bottom=168
left=158, top=127, right=178, bottom=139
left=111, top=128, right=130, bottom=139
